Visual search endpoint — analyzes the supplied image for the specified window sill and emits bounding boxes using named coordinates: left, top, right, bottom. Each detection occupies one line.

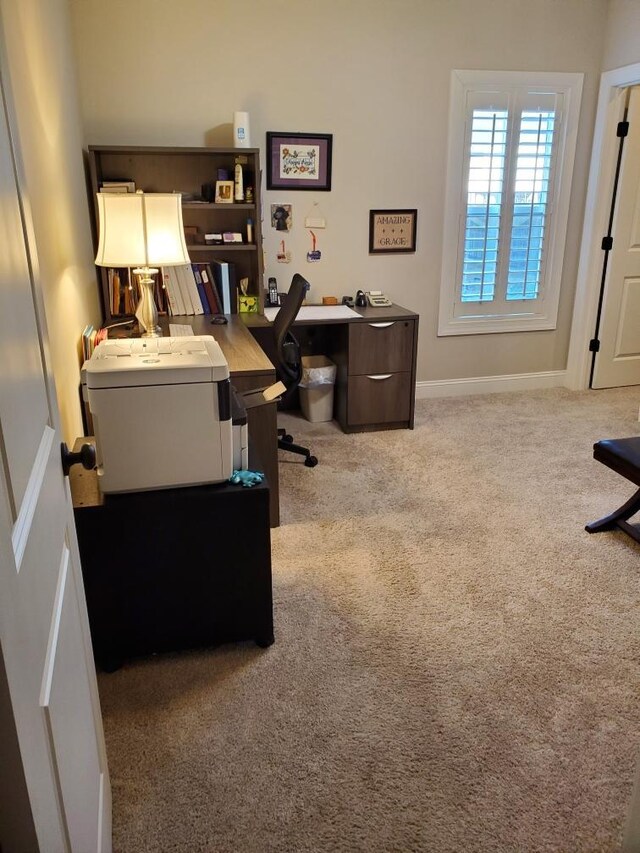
left=437, top=315, right=557, bottom=336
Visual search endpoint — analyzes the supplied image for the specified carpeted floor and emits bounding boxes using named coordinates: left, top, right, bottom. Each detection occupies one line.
left=98, top=387, right=640, bottom=852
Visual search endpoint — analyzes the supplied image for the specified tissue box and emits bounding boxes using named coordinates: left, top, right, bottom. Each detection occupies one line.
left=238, top=294, right=259, bottom=313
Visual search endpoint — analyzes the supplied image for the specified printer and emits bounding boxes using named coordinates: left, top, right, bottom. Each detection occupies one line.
left=82, top=336, right=246, bottom=494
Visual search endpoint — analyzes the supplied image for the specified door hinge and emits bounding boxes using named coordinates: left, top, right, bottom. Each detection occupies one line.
left=601, top=235, right=613, bottom=251
left=617, top=120, right=630, bottom=138
left=589, top=338, right=600, bottom=353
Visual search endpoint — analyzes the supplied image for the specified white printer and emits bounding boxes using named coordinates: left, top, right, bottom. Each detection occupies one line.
left=82, top=336, right=244, bottom=494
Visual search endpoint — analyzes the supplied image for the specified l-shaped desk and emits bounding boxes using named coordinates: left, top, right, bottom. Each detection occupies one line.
left=162, top=302, right=419, bottom=527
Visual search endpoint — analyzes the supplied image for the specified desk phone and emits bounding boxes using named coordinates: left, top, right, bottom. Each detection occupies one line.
left=366, top=290, right=392, bottom=307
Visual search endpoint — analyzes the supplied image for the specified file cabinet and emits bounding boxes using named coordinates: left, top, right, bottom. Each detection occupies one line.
left=343, top=317, right=417, bottom=430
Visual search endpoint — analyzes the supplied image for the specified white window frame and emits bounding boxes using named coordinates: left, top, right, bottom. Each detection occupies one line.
left=438, top=70, right=583, bottom=336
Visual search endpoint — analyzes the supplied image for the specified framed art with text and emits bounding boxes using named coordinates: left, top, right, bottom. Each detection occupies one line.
left=266, top=132, right=333, bottom=191
left=369, top=209, right=417, bottom=254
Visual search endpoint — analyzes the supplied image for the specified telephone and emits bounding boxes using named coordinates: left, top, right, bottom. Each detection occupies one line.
left=268, top=277, right=280, bottom=306
left=366, top=290, right=392, bottom=307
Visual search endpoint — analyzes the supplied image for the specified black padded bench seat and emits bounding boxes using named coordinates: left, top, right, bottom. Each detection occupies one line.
left=586, top=437, right=640, bottom=544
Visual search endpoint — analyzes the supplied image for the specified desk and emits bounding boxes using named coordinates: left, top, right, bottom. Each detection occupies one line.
left=243, top=302, right=419, bottom=433
left=70, top=441, right=273, bottom=671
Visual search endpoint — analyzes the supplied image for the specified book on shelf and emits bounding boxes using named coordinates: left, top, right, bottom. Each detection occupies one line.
left=210, top=259, right=237, bottom=314
left=155, top=272, right=168, bottom=315
left=100, top=180, right=136, bottom=193
left=108, top=267, right=139, bottom=316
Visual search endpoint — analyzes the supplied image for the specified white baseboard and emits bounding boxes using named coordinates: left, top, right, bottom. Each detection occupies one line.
left=415, top=370, right=568, bottom=399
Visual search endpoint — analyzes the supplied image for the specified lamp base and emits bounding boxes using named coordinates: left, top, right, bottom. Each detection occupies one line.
left=134, top=268, right=161, bottom=337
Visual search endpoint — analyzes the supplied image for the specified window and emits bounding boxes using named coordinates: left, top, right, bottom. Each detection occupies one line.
left=439, top=70, right=583, bottom=336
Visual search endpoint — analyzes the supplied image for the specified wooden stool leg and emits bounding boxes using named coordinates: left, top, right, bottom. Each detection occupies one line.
left=586, top=485, right=640, bottom=538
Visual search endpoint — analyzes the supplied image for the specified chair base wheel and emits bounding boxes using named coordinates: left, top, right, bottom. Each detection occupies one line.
left=281, top=434, right=293, bottom=443
left=305, top=456, right=318, bottom=467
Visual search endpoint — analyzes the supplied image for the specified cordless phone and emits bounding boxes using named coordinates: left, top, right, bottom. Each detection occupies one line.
left=268, top=277, right=280, bottom=306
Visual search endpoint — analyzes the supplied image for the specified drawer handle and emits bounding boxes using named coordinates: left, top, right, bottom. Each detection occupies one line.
left=368, top=322, right=394, bottom=329
left=367, top=374, right=392, bottom=381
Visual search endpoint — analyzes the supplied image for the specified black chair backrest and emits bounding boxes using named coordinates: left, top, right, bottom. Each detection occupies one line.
left=273, top=274, right=309, bottom=390
left=273, top=273, right=308, bottom=356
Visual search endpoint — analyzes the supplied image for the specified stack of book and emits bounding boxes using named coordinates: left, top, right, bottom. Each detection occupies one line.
left=82, top=325, right=108, bottom=361
left=164, top=261, right=237, bottom=316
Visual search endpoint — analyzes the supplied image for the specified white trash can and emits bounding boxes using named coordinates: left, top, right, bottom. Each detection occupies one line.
left=299, top=355, right=336, bottom=422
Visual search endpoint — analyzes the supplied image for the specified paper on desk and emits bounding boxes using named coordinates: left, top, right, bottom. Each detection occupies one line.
left=264, top=305, right=361, bottom=322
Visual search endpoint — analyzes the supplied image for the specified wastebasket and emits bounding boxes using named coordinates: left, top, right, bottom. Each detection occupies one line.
left=299, top=355, right=336, bottom=422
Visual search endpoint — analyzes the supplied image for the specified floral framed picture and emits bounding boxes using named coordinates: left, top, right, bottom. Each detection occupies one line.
left=266, top=132, right=333, bottom=191
left=369, top=209, right=417, bottom=254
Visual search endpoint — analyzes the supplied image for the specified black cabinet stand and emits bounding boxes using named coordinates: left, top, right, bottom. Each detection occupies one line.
left=69, top=451, right=273, bottom=671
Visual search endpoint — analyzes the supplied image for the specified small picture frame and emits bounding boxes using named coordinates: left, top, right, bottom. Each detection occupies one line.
left=266, top=132, right=333, bottom=191
left=215, top=180, right=234, bottom=204
left=369, top=209, right=417, bottom=254
left=271, top=204, right=292, bottom=231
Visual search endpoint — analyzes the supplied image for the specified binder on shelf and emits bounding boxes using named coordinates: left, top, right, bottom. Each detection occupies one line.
left=210, top=259, right=237, bottom=314
left=162, top=270, right=179, bottom=316
left=197, top=263, right=222, bottom=313
left=179, top=264, right=204, bottom=315
left=191, top=265, right=211, bottom=313
left=165, top=266, right=187, bottom=315
left=174, top=265, right=195, bottom=314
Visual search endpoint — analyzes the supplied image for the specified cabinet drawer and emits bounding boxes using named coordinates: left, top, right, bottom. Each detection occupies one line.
left=349, top=320, right=415, bottom=375
left=347, top=372, right=412, bottom=425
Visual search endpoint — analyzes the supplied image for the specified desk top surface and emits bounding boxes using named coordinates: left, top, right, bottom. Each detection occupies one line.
left=243, top=301, right=418, bottom=327
left=160, top=315, right=274, bottom=377
left=161, top=301, right=417, bottom=374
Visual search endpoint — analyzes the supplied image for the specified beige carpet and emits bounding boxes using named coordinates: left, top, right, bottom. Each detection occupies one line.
left=98, top=387, right=640, bottom=852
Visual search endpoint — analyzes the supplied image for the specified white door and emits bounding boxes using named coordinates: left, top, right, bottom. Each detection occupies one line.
left=0, top=26, right=111, bottom=853
left=592, top=86, right=640, bottom=389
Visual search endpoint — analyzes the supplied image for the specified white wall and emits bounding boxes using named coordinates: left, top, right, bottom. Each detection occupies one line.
left=602, top=0, right=640, bottom=70
left=1, top=0, right=101, bottom=444
left=69, top=0, right=608, bottom=383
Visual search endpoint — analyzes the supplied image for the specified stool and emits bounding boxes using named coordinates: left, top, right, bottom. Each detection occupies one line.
left=586, top=437, right=640, bottom=544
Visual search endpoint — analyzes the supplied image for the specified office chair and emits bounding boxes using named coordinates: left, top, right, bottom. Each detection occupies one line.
left=274, top=274, right=318, bottom=467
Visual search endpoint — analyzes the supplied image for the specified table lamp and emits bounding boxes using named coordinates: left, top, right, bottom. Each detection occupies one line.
left=95, top=192, right=191, bottom=337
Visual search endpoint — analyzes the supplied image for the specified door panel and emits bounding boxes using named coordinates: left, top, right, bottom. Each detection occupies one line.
left=43, top=543, right=105, bottom=852
left=0, top=15, right=111, bottom=851
left=593, top=86, right=640, bottom=388
left=615, top=278, right=640, bottom=356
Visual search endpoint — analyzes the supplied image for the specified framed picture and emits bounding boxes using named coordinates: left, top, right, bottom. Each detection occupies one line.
left=369, top=209, right=417, bottom=254
left=215, top=180, right=234, bottom=203
left=271, top=204, right=292, bottom=231
left=266, top=132, right=333, bottom=191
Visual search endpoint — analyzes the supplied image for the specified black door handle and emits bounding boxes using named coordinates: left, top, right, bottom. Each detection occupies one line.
left=60, top=442, right=96, bottom=476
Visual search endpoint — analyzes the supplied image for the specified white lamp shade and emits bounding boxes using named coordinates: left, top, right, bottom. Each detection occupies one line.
left=95, top=192, right=191, bottom=267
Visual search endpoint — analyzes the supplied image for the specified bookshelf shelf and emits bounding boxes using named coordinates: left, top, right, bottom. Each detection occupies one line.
left=187, top=244, right=257, bottom=253
left=87, top=145, right=265, bottom=323
left=182, top=202, right=256, bottom=211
